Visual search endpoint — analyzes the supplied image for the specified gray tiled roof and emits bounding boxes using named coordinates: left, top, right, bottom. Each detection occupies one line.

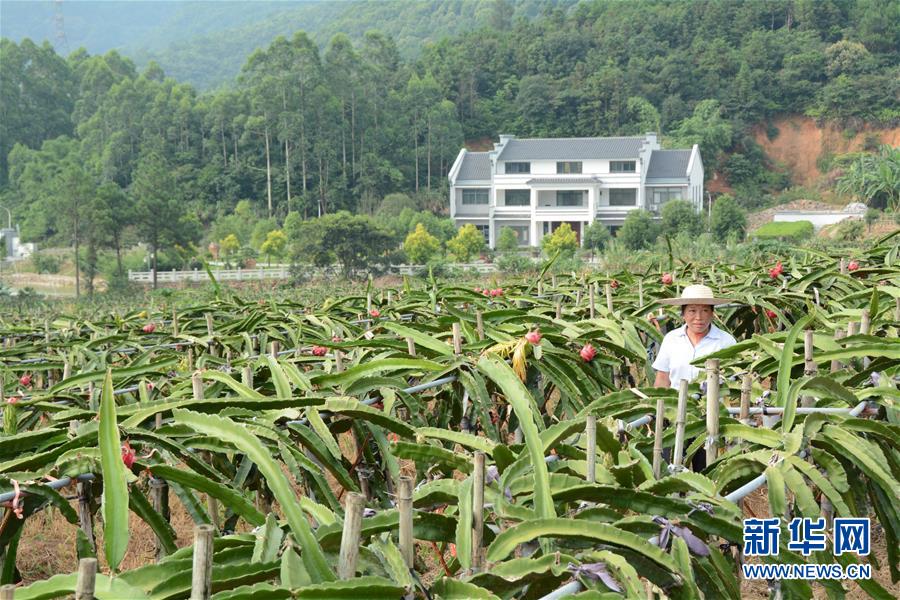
left=527, top=176, right=602, bottom=185
left=499, top=137, right=644, bottom=160
left=456, top=152, right=491, bottom=180
left=646, top=150, right=691, bottom=180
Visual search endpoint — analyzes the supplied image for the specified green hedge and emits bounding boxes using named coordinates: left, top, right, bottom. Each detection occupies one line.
left=752, top=220, right=815, bottom=242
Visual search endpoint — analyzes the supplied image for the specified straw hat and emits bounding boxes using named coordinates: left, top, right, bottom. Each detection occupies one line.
left=658, top=284, right=732, bottom=306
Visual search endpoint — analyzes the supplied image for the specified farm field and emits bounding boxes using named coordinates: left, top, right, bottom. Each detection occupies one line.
left=1, top=233, right=899, bottom=600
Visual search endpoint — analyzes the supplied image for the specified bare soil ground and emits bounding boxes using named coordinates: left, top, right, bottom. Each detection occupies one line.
left=752, top=116, right=900, bottom=188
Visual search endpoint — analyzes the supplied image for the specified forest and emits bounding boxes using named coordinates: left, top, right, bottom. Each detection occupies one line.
left=1, top=0, right=898, bottom=291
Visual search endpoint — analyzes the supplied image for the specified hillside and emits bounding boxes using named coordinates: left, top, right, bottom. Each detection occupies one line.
left=1, top=0, right=570, bottom=90
left=754, top=116, right=900, bottom=187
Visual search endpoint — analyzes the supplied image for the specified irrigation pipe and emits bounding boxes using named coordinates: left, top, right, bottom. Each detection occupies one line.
left=0, top=473, right=95, bottom=504
left=725, top=404, right=877, bottom=415
left=723, top=399, right=869, bottom=504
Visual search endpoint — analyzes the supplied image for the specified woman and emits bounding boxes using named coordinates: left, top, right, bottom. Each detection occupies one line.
left=652, top=284, right=737, bottom=390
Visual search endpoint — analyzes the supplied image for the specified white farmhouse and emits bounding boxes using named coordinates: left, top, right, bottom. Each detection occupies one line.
left=448, top=133, right=703, bottom=248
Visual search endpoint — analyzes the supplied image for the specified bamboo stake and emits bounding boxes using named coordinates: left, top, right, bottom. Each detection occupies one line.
left=151, top=476, right=170, bottom=560
left=0, top=585, right=15, bottom=600
left=672, top=379, right=689, bottom=471
left=839, top=258, right=847, bottom=274
left=555, top=301, right=562, bottom=320
left=847, top=321, right=859, bottom=336
left=205, top=313, right=217, bottom=357
left=77, top=471, right=95, bottom=550
left=338, top=492, right=365, bottom=579
left=605, top=283, right=613, bottom=313
left=705, top=359, right=720, bottom=466
left=75, top=557, right=97, bottom=600
left=802, top=330, right=817, bottom=408
left=860, top=309, right=872, bottom=369
left=588, top=284, right=596, bottom=319
left=406, top=336, right=416, bottom=357
left=172, top=308, right=179, bottom=336
left=739, top=374, right=752, bottom=427
left=358, top=468, right=371, bottom=500
left=475, top=311, right=484, bottom=340
left=895, top=297, right=900, bottom=322
left=472, top=451, right=486, bottom=571
left=335, top=349, right=344, bottom=372
left=452, top=322, right=462, bottom=354
left=830, top=329, right=844, bottom=373
left=586, top=416, right=597, bottom=484
left=575, top=289, right=582, bottom=306
left=190, top=524, right=215, bottom=600
left=398, top=476, right=414, bottom=568
left=269, top=341, right=280, bottom=357
left=192, top=373, right=219, bottom=530
left=241, top=365, right=253, bottom=388
left=551, top=274, right=558, bottom=288
left=652, top=397, right=665, bottom=479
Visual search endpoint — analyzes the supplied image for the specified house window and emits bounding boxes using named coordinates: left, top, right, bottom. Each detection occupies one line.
left=610, top=160, right=636, bottom=173
left=556, top=161, right=582, bottom=174
left=609, top=189, right=637, bottom=206
left=505, top=162, right=531, bottom=174
left=651, top=187, right=684, bottom=210
left=557, top=190, right=584, bottom=206
left=504, top=190, right=531, bottom=206
left=474, top=224, right=490, bottom=241
left=461, top=189, right=489, bottom=205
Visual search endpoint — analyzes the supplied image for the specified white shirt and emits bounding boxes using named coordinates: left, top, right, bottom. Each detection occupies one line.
left=652, top=323, right=737, bottom=389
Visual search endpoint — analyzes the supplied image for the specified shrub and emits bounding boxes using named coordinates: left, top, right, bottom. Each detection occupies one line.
left=835, top=218, right=864, bottom=241
left=404, top=223, right=441, bottom=264
left=751, top=221, right=815, bottom=242
left=582, top=221, right=611, bottom=256
left=32, top=252, right=60, bottom=274
left=541, top=223, right=578, bottom=258
left=446, top=224, right=486, bottom=262
left=496, top=227, right=520, bottom=253
left=660, top=200, right=704, bottom=238
left=709, top=195, right=747, bottom=242
left=618, top=209, right=660, bottom=250
left=496, top=253, right=533, bottom=274
left=864, top=208, right=880, bottom=231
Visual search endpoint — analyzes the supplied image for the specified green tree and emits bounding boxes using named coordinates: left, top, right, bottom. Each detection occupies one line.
left=836, top=145, right=900, bottom=211
left=582, top=221, right=611, bottom=258
left=864, top=208, right=880, bottom=231
left=131, top=147, right=196, bottom=288
left=709, top=195, right=747, bottom=242
left=668, top=100, right=733, bottom=172
left=404, top=223, right=441, bottom=264
left=377, top=193, right=418, bottom=218
left=250, top=217, right=278, bottom=250
left=220, top=234, right=240, bottom=266
left=660, top=200, right=704, bottom=238
left=446, top=224, right=485, bottom=262
left=541, top=223, right=578, bottom=258
left=618, top=210, right=661, bottom=251
left=289, top=211, right=393, bottom=277
left=497, top=227, right=519, bottom=253
left=260, top=229, right=287, bottom=265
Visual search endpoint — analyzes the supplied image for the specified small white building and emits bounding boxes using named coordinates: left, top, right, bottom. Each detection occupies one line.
left=0, top=227, right=35, bottom=260
left=448, top=133, right=703, bottom=248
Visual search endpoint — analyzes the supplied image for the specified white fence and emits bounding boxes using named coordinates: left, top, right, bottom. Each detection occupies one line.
left=128, top=262, right=500, bottom=283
